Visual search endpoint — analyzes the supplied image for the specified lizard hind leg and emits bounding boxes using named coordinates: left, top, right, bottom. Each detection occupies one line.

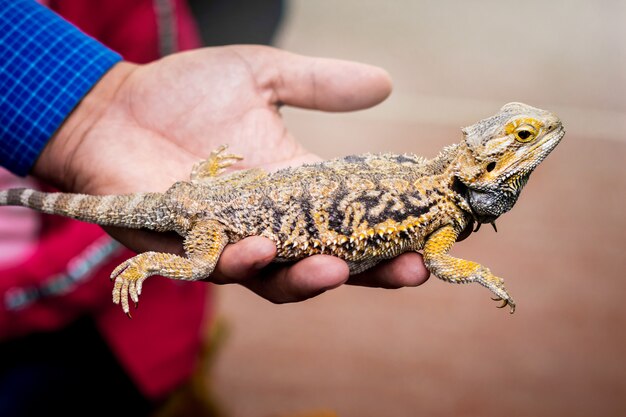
left=111, top=220, right=229, bottom=316
left=191, top=145, right=243, bottom=182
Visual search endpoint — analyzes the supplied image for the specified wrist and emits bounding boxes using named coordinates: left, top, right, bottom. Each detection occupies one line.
left=32, top=62, right=137, bottom=190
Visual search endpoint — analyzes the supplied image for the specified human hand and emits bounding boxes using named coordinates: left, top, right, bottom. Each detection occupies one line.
left=33, top=45, right=430, bottom=302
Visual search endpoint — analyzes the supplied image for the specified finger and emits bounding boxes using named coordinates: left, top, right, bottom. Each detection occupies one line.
left=347, top=252, right=430, bottom=289
left=210, top=236, right=277, bottom=284
left=238, top=46, right=392, bottom=112
left=243, top=255, right=350, bottom=304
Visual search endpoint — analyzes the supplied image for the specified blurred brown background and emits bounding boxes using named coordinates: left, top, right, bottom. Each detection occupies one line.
left=211, top=1, right=626, bottom=416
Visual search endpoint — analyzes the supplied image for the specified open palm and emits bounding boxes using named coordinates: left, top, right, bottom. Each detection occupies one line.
left=35, top=45, right=429, bottom=303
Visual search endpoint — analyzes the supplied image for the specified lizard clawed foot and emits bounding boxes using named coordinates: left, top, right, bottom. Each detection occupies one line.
left=476, top=271, right=516, bottom=314
left=110, top=254, right=156, bottom=317
left=191, top=144, right=244, bottom=180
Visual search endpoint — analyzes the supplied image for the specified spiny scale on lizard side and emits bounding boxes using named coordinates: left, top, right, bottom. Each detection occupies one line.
left=0, top=102, right=565, bottom=316
left=196, top=148, right=461, bottom=269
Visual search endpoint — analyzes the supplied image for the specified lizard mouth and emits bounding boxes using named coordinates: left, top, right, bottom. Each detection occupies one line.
left=466, top=126, right=565, bottom=224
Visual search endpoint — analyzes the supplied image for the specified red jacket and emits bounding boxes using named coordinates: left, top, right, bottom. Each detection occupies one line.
left=0, top=0, right=209, bottom=400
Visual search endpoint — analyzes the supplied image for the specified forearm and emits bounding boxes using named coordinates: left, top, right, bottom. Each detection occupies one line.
left=0, top=0, right=121, bottom=177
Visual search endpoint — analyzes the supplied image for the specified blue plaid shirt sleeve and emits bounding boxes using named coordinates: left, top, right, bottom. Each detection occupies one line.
left=0, top=0, right=122, bottom=176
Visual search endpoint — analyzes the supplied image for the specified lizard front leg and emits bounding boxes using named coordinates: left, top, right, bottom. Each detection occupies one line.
left=423, top=225, right=515, bottom=313
left=191, top=145, right=243, bottom=182
left=111, top=220, right=228, bottom=316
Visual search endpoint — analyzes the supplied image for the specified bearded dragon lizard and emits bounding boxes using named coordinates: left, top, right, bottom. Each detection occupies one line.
left=0, top=102, right=564, bottom=316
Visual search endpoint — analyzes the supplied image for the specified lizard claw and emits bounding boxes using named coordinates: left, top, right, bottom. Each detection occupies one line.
left=476, top=272, right=515, bottom=314
left=492, top=296, right=515, bottom=314
left=110, top=257, right=151, bottom=318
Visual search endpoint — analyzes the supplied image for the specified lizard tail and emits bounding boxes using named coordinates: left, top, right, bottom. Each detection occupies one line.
left=0, top=188, right=168, bottom=230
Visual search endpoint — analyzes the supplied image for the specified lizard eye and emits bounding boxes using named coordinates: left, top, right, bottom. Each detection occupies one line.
left=514, top=125, right=537, bottom=143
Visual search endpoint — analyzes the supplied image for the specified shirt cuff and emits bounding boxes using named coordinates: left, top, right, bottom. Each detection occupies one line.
left=0, top=0, right=122, bottom=176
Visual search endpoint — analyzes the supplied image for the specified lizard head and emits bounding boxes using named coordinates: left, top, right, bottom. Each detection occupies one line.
left=457, top=102, right=565, bottom=224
